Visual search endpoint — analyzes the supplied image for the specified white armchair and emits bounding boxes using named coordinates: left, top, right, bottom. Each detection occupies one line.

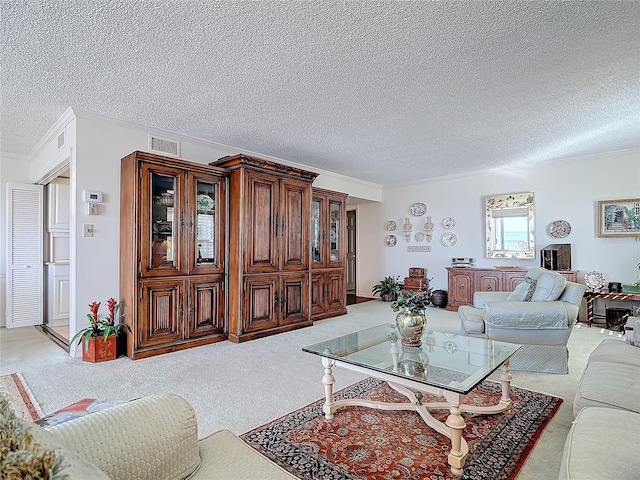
left=458, top=267, right=586, bottom=374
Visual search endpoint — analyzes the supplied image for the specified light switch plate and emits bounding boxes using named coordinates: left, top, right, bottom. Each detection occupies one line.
left=83, top=224, right=94, bottom=237
left=88, top=203, right=98, bottom=215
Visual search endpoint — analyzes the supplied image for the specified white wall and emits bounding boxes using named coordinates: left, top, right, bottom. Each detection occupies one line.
left=314, top=173, right=382, bottom=203
left=357, top=150, right=640, bottom=296
left=352, top=201, right=383, bottom=297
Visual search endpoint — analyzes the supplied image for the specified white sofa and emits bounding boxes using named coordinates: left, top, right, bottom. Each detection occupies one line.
left=558, top=339, right=640, bottom=479
left=23, top=393, right=297, bottom=479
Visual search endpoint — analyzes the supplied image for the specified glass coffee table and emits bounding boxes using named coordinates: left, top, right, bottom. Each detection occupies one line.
left=302, top=324, right=521, bottom=476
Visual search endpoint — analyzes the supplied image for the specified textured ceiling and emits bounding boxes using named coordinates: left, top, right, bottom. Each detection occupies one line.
left=2, top=1, right=639, bottom=185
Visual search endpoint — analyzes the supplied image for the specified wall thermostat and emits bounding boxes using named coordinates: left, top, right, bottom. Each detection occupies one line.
left=82, top=190, right=103, bottom=203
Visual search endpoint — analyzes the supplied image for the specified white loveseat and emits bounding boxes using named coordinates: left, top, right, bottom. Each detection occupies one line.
left=23, top=393, right=297, bottom=479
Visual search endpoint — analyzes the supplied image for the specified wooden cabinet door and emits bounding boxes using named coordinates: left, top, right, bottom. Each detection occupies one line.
left=311, top=192, right=345, bottom=270
left=325, top=270, right=346, bottom=313
left=244, top=171, right=279, bottom=273
left=279, top=273, right=309, bottom=326
left=475, top=270, right=501, bottom=293
left=187, top=173, right=225, bottom=275
left=504, top=271, right=527, bottom=291
left=187, top=275, right=225, bottom=338
left=243, top=276, right=278, bottom=332
left=138, top=278, right=184, bottom=348
left=310, top=272, right=324, bottom=316
left=449, top=270, right=474, bottom=307
left=558, top=271, right=577, bottom=283
left=140, top=163, right=186, bottom=277
left=280, top=178, right=310, bottom=271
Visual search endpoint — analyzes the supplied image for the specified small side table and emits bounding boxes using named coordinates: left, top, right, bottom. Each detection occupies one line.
left=583, top=291, right=640, bottom=327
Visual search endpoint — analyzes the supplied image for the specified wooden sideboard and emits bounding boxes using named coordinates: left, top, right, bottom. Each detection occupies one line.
left=445, top=267, right=578, bottom=311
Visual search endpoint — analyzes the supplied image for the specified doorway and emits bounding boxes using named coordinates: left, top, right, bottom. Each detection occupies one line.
left=40, top=173, right=71, bottom=350
left=346, top=209, right=367, bottom=305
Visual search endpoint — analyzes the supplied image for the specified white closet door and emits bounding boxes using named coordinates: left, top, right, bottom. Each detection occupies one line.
left=6, top=183, right=44, bottom=328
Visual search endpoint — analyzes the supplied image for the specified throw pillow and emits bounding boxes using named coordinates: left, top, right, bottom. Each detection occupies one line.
left=523, top=267, right=548, bottom=280
left=507, top=280, right=532, bottom=301
left=530, top=271, right=566, bottom=301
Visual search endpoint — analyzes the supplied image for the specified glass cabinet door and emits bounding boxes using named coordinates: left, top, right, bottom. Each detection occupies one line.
left=142, top=164, right=184, bottom=276
left=328, top=200, right=341, bottom=264
left=311, top=198, right=323, bottom=265
left=189, top=175, right=224, bottom=274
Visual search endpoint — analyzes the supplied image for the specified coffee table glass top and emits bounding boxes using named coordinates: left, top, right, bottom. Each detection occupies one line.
left=303, top=324, right=521, bottom=394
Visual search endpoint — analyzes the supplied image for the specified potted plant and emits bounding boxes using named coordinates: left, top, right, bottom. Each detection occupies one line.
left=71, top=298, right=128, bottom=362
left=390, top=287, right=432, bottom=347
left=372, top=276, right=403, bottom=301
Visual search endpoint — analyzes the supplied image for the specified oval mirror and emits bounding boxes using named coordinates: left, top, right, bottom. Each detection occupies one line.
left=485, top=192, right=535, bottom=258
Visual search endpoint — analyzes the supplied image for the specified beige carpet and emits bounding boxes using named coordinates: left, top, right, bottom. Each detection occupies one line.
left=0, top=301, right=618, bottom=480
left=0, top=372, right=44, bottom=421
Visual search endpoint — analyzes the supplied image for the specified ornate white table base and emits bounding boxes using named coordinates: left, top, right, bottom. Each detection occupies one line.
left=320, top=357, right=513, bottom=476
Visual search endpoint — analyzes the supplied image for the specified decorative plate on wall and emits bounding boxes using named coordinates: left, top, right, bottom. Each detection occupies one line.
left=414, top=232, right=425, bottom=242
left=385, top=235, right=397, bottom=247
left=385, top=220, right=397, bottom=231
left=548, top=220, right=571, bottom=238
left=410, top=202, right=427, bottom=216
left=442, top=217, right=456, bottom=229
left=442, top=232, right=457, bottom=247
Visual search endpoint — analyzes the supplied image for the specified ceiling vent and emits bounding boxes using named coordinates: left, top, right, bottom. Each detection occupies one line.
left=57, top=131, right=65, bottom=149
left=149, top=135, right=180, bottom=157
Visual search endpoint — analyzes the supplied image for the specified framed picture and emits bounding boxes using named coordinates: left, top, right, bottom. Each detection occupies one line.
left=597, top=198, right=640, bottom=237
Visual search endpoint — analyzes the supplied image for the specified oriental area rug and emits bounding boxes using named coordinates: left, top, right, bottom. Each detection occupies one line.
left=241, top=377, right=562, bottom=480
left=0, top=373, right=44, bottom=421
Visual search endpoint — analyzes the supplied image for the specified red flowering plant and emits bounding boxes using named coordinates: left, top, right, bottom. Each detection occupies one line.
left=70, top=298, right=129, bottom=351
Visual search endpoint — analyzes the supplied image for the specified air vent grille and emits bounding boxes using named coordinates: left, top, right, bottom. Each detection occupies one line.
left=57, top=131, right=65, bottom=149
left=149, top=135, right=180, bottom=157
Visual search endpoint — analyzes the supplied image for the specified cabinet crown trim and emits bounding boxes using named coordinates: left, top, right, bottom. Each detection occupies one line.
left=127, top=150, right=229, bottom=176
left=212, top=154, right=319, bottom=181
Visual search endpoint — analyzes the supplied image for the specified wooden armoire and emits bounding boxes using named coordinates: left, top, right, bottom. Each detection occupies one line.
left=120, top=151, right=228, bottom=359
left=211, top=154, right=319, bottom=343
left=121, top=151, right=348, bottom=356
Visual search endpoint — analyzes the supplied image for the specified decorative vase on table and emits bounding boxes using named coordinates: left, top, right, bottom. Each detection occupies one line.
left=395, top=308, right=426, bottom=347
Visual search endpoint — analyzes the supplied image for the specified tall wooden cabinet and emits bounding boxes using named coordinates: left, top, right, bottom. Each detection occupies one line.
left=211, top=154, right=318, bottom=343
left=310, top=188, right=348, bottom=320
left=120, top=151, right=227, bottom=359
left=446, top=267, right=578, bottom=311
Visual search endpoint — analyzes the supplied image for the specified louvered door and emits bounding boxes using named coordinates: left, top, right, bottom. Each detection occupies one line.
left=6, top=183, right=44, bottom=328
